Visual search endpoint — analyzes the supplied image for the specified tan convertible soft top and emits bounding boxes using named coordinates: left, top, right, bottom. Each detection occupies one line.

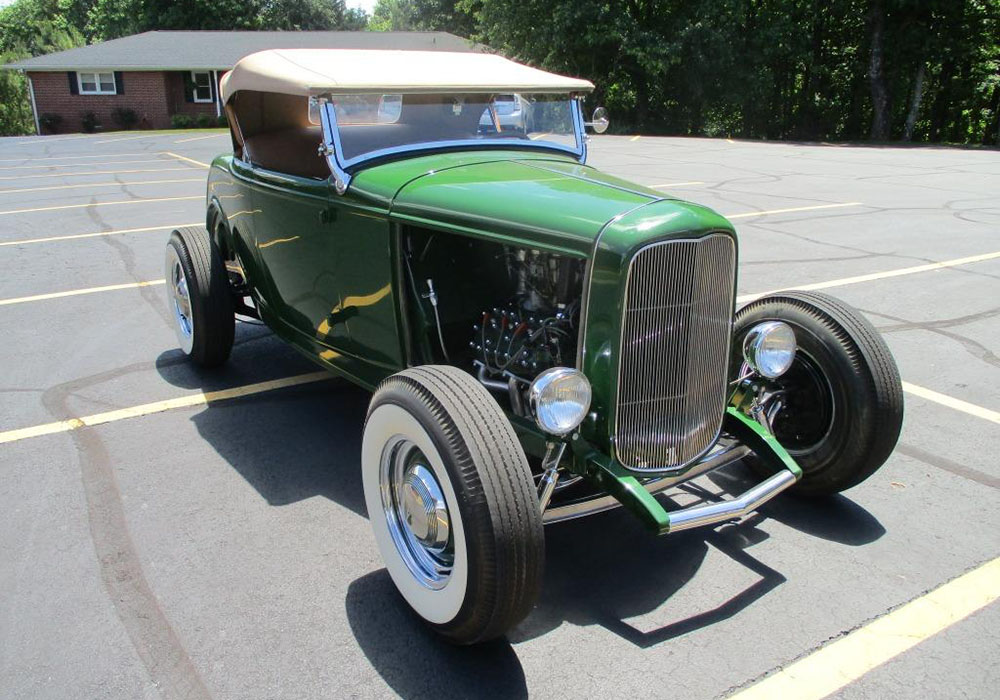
left=219, top=49, right=594, bottom=103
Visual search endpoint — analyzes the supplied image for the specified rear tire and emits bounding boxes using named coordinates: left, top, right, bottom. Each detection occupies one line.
left=165, top=226, right=234, bottom=367
left=734, top=291, right=903, bottom=495
left=362, top=365, right=544, bottom=644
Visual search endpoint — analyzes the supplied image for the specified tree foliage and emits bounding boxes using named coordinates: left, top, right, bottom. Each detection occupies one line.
left=370, top=0, right=475, bottom=35
left=1, top=1, right=87, bottom=135
left=465, top=0, right=999, bottom=144
left=2, top=0, right=997, bottom=143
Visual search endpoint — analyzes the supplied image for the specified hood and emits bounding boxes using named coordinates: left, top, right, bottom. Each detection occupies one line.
left=349, top=151, right=666, bottom=256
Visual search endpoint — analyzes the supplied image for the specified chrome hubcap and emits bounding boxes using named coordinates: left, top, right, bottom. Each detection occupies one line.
left=171, top=260, right=193, bottom=340
left=165, top=246, right=194, bottom=354
left=380, top=437, right=453, bottom=589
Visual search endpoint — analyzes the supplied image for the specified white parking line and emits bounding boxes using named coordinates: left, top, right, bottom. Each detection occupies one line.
left=0, top=280, right=166, bottom=306
left=0, top=134, right=95, bottom=146
left=0, top=177, right=204, bottom=195
left=736, top=250, right=1000, bottom=303
left=727, top=202, right=863, bottom=219
left=0, top=372, right=330, bottom=445
left=0, top=152, right=156, bottom=163
left=0, top=167, right=198, bottom=181
left=0, top=195, right=202, bottom=216
left=93, top=133, right=164, bottom=144
left=174, top=132, right=227, bottom=143
left=0, top=158, right=179, bottom=172
left=902, top=382, right=1000, bottom=425
left=0, top=223, right=199, bottom=247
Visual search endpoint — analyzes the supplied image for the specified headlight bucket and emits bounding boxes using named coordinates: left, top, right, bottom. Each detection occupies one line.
left=528, top=367, right=592, bottom=436
left=742, top=321, right=797, bottom=378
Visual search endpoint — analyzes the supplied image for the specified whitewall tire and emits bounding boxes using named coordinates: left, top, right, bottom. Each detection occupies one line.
left=361, top=365, right=544, bottom=644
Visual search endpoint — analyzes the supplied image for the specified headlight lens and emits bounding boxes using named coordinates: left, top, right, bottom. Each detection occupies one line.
left=529, top=367, right=592, bottom=436
left=742, top=321, right=797, bottom=378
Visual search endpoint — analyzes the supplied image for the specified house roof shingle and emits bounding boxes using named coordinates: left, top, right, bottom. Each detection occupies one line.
left=2, top=30, right=479, bottom=71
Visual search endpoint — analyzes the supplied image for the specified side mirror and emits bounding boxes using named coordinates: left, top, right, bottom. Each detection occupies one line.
left=586, top=106, right=609, bottom=134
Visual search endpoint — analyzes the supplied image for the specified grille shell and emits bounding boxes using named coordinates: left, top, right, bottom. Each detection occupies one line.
left=614, top=234, right=736, bottom=471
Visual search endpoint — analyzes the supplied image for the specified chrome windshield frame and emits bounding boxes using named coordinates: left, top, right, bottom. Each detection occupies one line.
left=319, top=96, right=588, bottom=193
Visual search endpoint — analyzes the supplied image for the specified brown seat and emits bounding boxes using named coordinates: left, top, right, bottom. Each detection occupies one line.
left=244, top=126, right=329, bottom=179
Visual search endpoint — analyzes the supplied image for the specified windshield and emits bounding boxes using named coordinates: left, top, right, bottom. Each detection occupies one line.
left=326, top=92, right=581, bottom=166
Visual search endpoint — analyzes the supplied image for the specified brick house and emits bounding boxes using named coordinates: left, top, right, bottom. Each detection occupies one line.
left=2, top=30, right=477, bottom=134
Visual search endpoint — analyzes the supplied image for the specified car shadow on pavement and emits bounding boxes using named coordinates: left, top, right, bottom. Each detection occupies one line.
left=346, top=570, right=529, bottom=699
left=156, top=344, right=371, bottom=515
left=708, top=466, right=887, bottom=546
left=510, top=503, right=778, bottom=648
left=513, top=462, right=885, bottom=649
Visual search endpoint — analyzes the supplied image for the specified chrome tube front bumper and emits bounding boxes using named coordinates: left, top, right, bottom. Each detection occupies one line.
left=544, top=407, right=803, bottom=533
left=542, top=442, right=751, bottom=524
left=665, top=469, right=797, bottom=532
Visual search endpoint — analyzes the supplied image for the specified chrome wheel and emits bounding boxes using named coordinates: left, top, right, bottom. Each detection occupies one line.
left=165, top=246, right=194, bottom=354
left=380, top=436, right=453, bottom=589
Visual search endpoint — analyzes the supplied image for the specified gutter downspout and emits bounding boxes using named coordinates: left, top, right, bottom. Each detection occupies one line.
left=213, top=69, right=221, bottom=119
left=25, top=72, right=40, bottom=135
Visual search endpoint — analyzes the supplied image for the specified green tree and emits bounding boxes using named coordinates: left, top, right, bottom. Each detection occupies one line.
left=370, top=0, right=475, bottom=34
left=0, top=0, right=86, bottom=135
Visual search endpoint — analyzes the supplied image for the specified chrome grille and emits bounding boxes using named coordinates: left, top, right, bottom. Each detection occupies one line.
left=615, top=234, right=736, bottom=471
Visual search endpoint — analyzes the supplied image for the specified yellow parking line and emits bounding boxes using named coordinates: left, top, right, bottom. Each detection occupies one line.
left=0, top=167, right=198, bottom=181
left=163, top=151, right=210, bottom=168
left=0, top=223, right=199, bottom=247
left=649, top=181, right=705, bottom=188
left=0, top=280, right=165, bottom=306
left=727, top=202, right=863, bottom=219
left=902, top=381, right=1000, bottom=425
left=0, top=177, right=204, bottom=194
left=737, top=250, right=1000, bottom=303
left=174, top=132, right=227, bottom=143
left=0, top=195, right=202, bottom=216
left=0, top=152, right=154, bottom=163
left=728, top=556, right=1000, bottom=700
left=630, top=135, right=641, bottom=142
left=0, top=371, right=330, bottom=445
left=528, top=132, right=551, bottom=141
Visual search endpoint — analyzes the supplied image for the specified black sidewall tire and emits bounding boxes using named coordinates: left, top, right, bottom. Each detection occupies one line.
left=167, top=226, right=234, bottom=368
left=735, top=292, right=903, bottom=495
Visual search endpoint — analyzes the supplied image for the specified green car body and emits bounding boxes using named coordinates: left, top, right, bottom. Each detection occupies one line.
left=204, top=146, right=788, bottom=533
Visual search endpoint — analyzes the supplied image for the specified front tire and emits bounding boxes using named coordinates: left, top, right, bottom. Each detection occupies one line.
left=735, top=291, right=903, bottom=495
left=361, top=365, right=544, bottom=644
left=164, top=226, right=234, bottom=367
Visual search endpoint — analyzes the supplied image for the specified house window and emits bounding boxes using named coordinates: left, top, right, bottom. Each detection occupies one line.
left=78, top=71, right=116, bottom=95
left=191, top=71, right=213, bottom=103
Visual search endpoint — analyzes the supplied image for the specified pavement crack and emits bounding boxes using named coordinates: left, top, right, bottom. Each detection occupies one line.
left=40, top=367, right=213, bottom=700
left=863, top=306, right=1000, bottom=370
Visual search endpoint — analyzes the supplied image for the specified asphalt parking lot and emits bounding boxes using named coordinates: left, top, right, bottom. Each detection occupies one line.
left=1, top=129, right=998, bottom=700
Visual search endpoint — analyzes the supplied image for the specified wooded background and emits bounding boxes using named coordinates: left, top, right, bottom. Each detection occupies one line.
left=2, top=0, right=998, bottom=144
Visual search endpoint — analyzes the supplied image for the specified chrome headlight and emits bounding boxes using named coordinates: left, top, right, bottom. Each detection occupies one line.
left=529, top=367, right=592, bottom=436
left=742, top=321, right=796, bottom=378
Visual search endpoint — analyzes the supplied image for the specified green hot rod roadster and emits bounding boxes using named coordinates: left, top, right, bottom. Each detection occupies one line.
left=165, top=49, right=903, bottom=644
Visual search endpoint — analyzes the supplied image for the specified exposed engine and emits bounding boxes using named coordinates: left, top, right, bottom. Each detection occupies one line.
left=470, top=248, right=582, bottom=389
